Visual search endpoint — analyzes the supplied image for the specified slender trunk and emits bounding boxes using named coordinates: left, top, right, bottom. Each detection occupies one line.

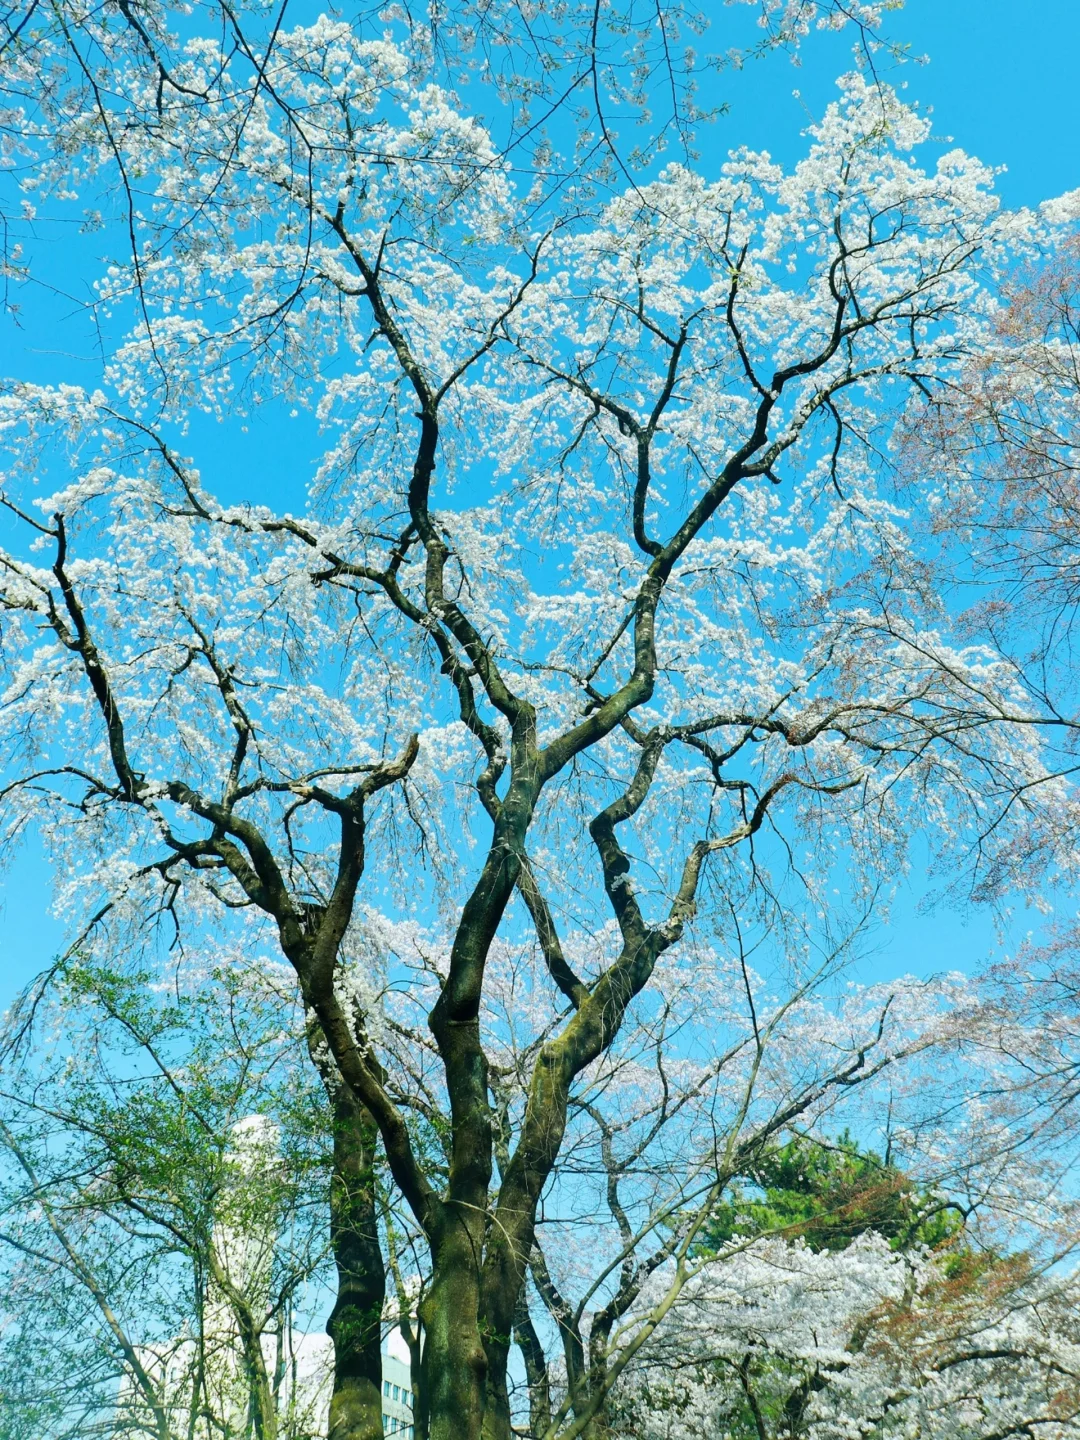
left=422, top=819, right=526, bottom=1440
left=514, top=1290, right=552, bottom=1440
left=326, top=1084, right=387, bottom=1440
left=386, top=1225, right=425, bottom=1435
left=233, top=1303, right=279, bottom=1440
left=481, top=1333, right=514, bottom=1440
left=581, top=1320, right=615, bottom=1440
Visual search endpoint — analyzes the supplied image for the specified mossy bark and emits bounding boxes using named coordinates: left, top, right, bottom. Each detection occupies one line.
left=326, top=1085, right=387, bottom=1440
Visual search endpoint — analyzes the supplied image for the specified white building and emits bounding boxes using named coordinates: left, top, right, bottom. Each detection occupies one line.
left=379, top=1330, right=416, bottom=1438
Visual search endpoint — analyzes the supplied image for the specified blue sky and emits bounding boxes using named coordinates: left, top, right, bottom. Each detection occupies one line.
left=2, top=0, right=1079, bottom=1011
left=701, top=0, right=1080, bottom=211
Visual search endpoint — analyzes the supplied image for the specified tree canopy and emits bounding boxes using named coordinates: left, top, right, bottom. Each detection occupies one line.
left=2, top=3, right=1080, bottom=1439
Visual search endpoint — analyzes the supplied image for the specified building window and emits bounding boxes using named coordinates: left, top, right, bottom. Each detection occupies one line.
left=384, top=1380, right=391, bottom=1397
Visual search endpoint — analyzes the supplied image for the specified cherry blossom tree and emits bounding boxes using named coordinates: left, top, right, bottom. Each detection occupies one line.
left=2, top=6, right=1079, bottom=1437
left=0, top=0, right=901, bottom=264
left=362, top=912, right=975, bottom=1439
left=607, top=1232, right=1080, bottom=1440
left=897, top=230, right=1080, bottom=770
left=601, top=993, right=1080, bottom=1440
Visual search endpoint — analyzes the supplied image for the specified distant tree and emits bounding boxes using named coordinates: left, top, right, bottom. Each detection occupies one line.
left=703, top=1131, right=964, bottom=1256
left=608, top=1229, right=1080, bottom=1440
left=0, top=949, right=331, bottom=1440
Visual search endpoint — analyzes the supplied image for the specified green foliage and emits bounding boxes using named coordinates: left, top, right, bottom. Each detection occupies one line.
left=703, top=1131, right=964, bottom=1255
left=0, top=946, right=335, bottom=1440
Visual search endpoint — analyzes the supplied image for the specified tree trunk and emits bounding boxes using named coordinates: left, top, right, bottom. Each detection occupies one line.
left=326, top=1084, right=387, bottom=1440
left=420, top=1219, right=490, bottom=1440
left=513, top=1290, right=552, bottom=1440
left=481, top=1333, right=514, bottom=1440
left=234, top=1303, right=279, bottom=1440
